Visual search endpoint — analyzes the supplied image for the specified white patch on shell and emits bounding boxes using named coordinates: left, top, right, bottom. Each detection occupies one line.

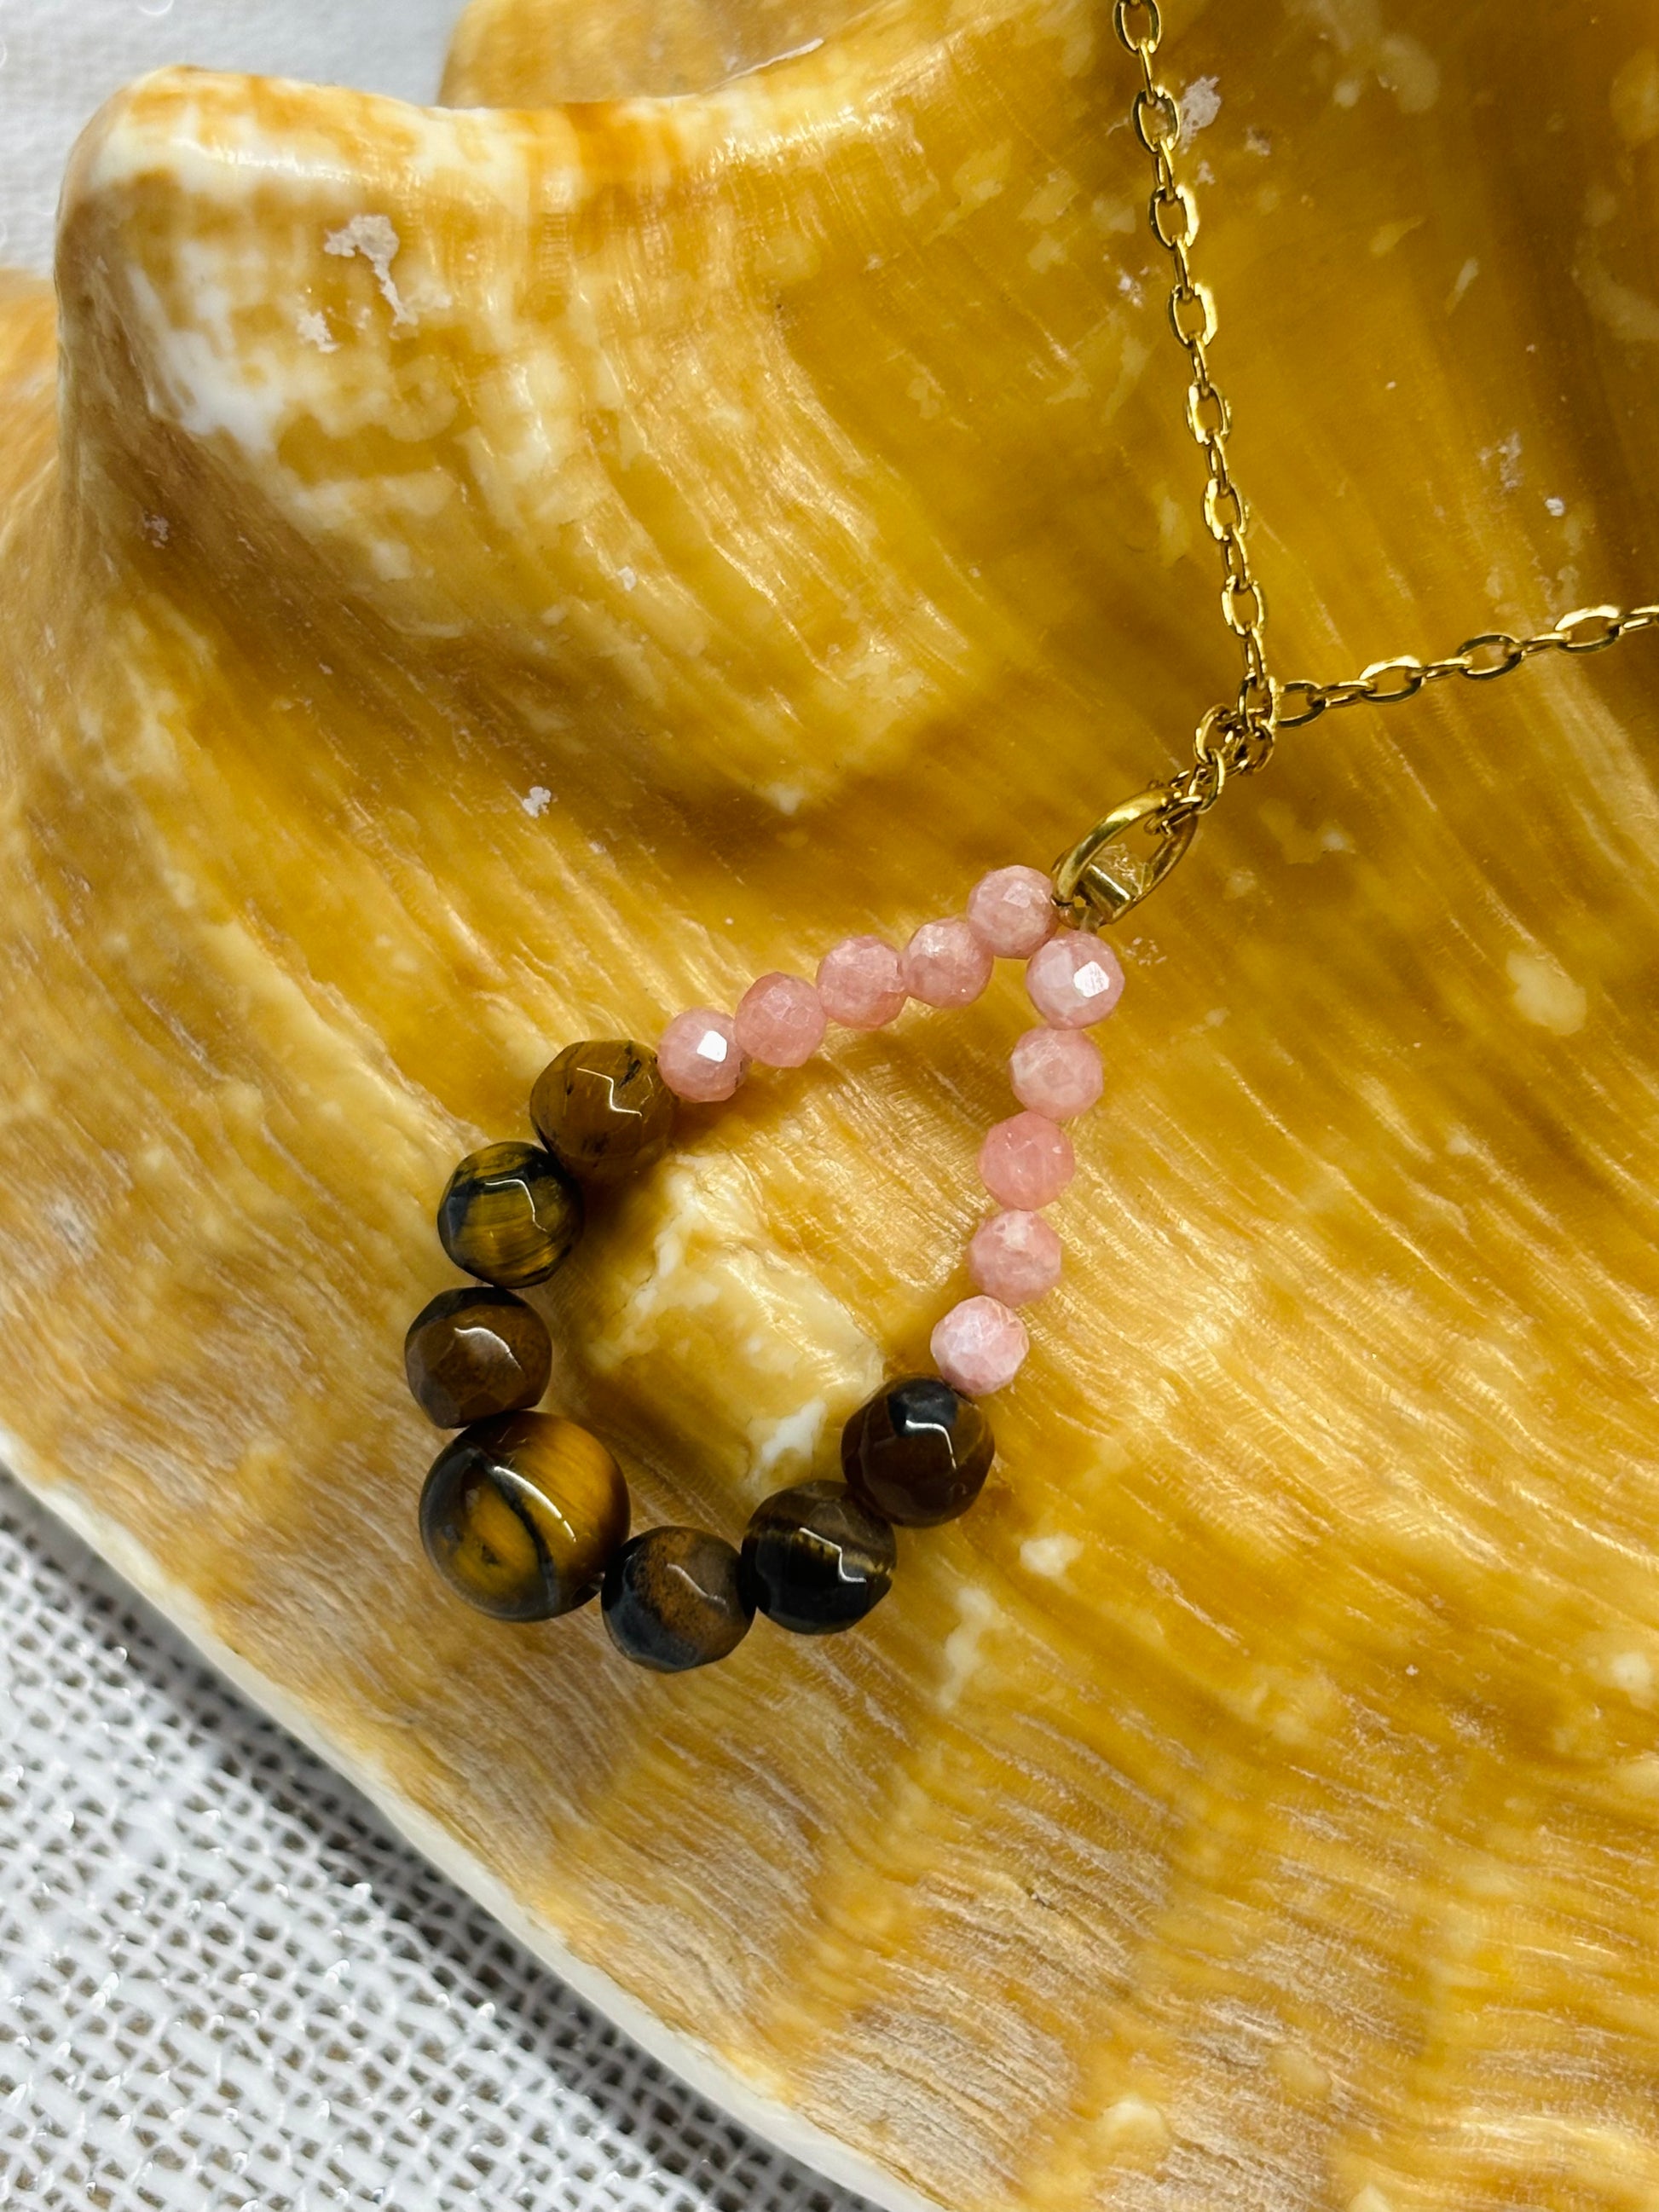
left=1020, top=1533, right=1082, bottom=1579
left=1506, top=950, right=1587, bottom=1036
left=750, top=1398, right=827, bottom=1479
left=1180, top=78, right=1222, bottom=138
left=937, top=1585, right=998, bottom=1712
left=324, top=215, right=413, bottom=328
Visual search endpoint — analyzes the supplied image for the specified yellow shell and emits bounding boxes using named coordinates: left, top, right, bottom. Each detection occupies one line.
left=3, top=0, right=1659, bottom=2204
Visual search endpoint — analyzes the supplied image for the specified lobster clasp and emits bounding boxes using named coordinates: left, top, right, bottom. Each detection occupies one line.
left=1052, top=784, right=1198, bottom=931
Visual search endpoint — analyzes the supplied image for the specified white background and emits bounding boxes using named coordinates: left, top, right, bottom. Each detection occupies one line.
left=0, top=4, right=869, bottom=2205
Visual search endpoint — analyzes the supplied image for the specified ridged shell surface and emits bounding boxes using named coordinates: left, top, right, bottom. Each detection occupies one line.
left=2, top=1, right=1658, bottom=2206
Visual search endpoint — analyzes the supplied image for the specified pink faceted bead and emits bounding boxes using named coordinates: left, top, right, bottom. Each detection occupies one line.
left=979, top=1111, right=1075, bottom=1210
left=817, top=935, right=907, bottom=1030
left=658, top=1008, right=748, bottom=1102
left=931, top=1296, right=1030, bottom=1398
left=901, top=917, right=994, bottom=1008
left=734, top=972, right=826, bottom=1068
left=968, top=1210, right=1063, bottom=1307
left=1026, top=933, right=1126, bottom=1028
left=967, top=865, right=1059, bottom=959
left=1009, top=1026, right=1104, bottom=1120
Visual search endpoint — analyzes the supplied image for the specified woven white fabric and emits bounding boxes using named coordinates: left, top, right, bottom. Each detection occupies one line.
left=0, top=1473, right=867, bottom=2211
left=0, top=9, right=868, bottom=2204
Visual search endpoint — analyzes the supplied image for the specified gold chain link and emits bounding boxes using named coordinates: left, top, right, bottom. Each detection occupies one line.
left=1055, top=0, right=1658, bottom=923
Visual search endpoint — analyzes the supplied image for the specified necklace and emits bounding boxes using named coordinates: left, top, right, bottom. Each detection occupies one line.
left=404, top=0, right=1656, bottom=1677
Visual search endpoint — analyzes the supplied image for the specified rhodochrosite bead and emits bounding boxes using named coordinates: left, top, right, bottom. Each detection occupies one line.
left=1009, top=1026, right=1103, bottom=1119
left=419, top=1412, right=629, bottom=1621
left=1026, top=933, right=1126, bottom=1027
left=741, top=1481, right=897, bottom=1633
left=437, top=1141, right=583, bottom=1290
left=602, top=1527, right=754, bottom=1671
left=931, top=1296, right=1030, bottom=1398
left=816, top=935, right=908, bottom=1029
left=967, top=865, right=1058, bottom=958
left=841, top=1377, right=994, bottom=1526
left=404, top=1286, right=552, bottom=1427
left=530, top=1039, right=674, bottom=1186
left=967, top=1211, right=1062, bottom=1306
left=734, top=972, right=827, bottom=1066
left=659, top=1008, right=748, bottom=1102
left=901, top=916, right=994, bottom=1008
left=979, top=1112, right=1076, bottom=1209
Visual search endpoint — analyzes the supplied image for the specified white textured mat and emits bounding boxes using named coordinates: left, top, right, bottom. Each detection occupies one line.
left=0, top=7, right=867, bottom=2205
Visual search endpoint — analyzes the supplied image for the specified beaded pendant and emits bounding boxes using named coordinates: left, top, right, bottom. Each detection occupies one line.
left=408, top=865, right=1122, bottom=1673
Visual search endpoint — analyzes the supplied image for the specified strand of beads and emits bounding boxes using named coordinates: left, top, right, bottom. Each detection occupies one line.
left=404, top=1042, right=999, bottom=1675
left=654, top=865, right=1125, bottom=1401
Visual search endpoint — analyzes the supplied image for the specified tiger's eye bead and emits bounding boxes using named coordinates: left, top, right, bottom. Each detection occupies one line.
left=529, top=1040, right=675, bottom=1187
left=741, top=1481, right=896, bottom=1636
left=840, top=1376, right=994, bottom=1527
left=436, top=1141, right=582, bottom=1289
left=404, top=1286, right=552, bottom=1428
left=602, top=1527, right=754, bottom=1672
left=419, top=1412, right=628, bottom=1621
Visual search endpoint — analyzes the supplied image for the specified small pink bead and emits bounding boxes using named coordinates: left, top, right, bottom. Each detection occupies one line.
left=734, top=972, right=826, bottom=1068
left=968, top=1210, right=1062, bottom=1307
left=1026, top=933, right=1126, bottom=1028
left=979, top=1111, right=1075, bottom=1210
left=967, top=865, right=1059, bottom=959
left=659, top=1008, right=748, bottom=1102
left=931, top=1296, right=1030, bottom=1397
left=1009, top=1026, right=1104, bottom=1120
left=817, top=936, right=907, bottom=1030
left=901, top=917, right=994, bottom=1008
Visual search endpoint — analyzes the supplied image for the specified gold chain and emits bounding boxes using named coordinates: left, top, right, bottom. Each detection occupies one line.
left=1054, top=0, right=1657, bottom=927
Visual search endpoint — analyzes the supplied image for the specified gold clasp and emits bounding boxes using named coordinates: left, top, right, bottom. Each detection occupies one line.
left=1052, top=784, right=1198, bottom=931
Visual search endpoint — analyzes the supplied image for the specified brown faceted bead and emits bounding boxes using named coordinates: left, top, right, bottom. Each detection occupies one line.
left=840, top=1376, right=994, bottom=1527
left=741, top=1480, right=896, bottom=1635
left=602, top=1527, right=753, bottom=1672
left=436, top=1140, right=581, bottom=1289
left=419, top=1412, right=629, bottom=1621
left=404, top=1287, right=552, bottom=1429
left=530, top=1040, right=675, bottom=1188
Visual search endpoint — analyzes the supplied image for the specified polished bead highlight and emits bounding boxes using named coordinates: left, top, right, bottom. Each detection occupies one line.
left=734, top=972, right=827, bottom=1067
left=931, top=1297, right=1030, bottom=1398
left=1026, top=933, right=1126, bottom=1027
left=419, top=1412, right=629, bottom=1621
left=967, top=1210, right=1063, bottom=1307
left=742, top=1480, right=897, bottom=1633
left=1009, top=1025, right=1104, bottom=1119
left=968, top=865, right=1059, bottom=958
left=530, top=1039, right=674, bottom=1187
left=659, top=1008, right=748, bottom=1102
left=437, top=1141, right=583, bottom=1289
left=603, top=1526, right=754, bottom=1672
left=816, top=935, right=907, bottom=1029
left=840, top=1377, right=994, bottom=1526
left=404, top=1286, right=552, bottom=1428
left=978, top=1111, right=1076, bottom=1210
left=900, top=916, right=994, bottom=1008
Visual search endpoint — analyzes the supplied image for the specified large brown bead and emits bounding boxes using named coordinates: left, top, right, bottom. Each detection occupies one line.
left=840, top=1376, right=994, bottom=1527
left=530, top=1039, right=675, bottom=1187
left=602, top=1527, right=753, bottom=1672
left=436, top=1140, right=582, bottom=1289
left=419, top=1412, right=628, bottom=1621
left=741, top=1480, right=896, bottom=1635
left=404, top=1286, right=552, bottom=1428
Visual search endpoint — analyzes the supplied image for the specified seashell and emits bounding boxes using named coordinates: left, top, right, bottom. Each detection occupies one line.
left=3, top=0, right=1659, bottom=2205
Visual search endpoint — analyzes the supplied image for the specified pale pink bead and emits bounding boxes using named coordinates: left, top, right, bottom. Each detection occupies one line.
left=658, top=1008, right=748, bottom=1102
left=734, top=972, right=826, bottom=1067
left=817, top=935, right=907, bottom=1030
left=931, top=1295, right=1030, bottom=1398
left=1026, top=933, right=1126, bottom=1028
left=967, top=865, right=1059, bottom=959
left=979, top=1111, right=1075, bottom=1210
left=968, top=1210, right=1063, bottom=1307
left=1009, top=1026, right=1104, bottom=1120
left=901, top=917, right=994, bottom=1008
